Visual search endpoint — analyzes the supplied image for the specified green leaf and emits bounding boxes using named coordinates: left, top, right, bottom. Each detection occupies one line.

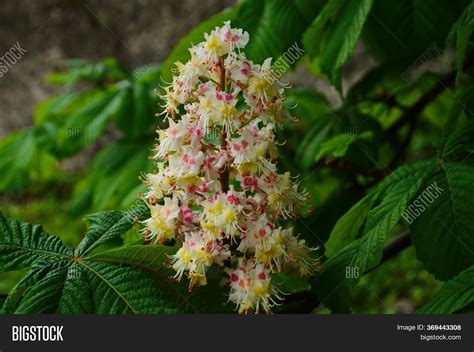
left=69, top=139, right=153, bottom=214
left=417, top=265, right=474, bottom=313
left=47, top=57, right=127, bottom=86
left=0, top=294, right=6, bottom=309
left=161, top=7, right=237, bottom=84
left=0, top=129, right=37, bottom=193
left=325, top=192, right=377, bottom=257
left=286, top=88, right=331, bottom=120
left=0, top=213, right=72, bottom=271
left=57, top=262, right=94, bottom=314
left=315, top=130, right=374, bottom=162
left=310, top=245, right=353, bottom=313
left=362, top=0, right=469, bottom=66
left=296, top=115, right=337, bottom=169
left=79, top=261, right=177, bottom=314
left=33, top=93, right=81, bottom=125
left=303, top=0, right=373, bottom=91
left=1, top=264, right=57, bottom=313
left=438, top=120, right=474, bottom=158
left=447, top=2, right=474, bottom=84
left=410, top=162, right=474, bottom=280
left=91, top=245, right=232, bottom=313
left=114, top=82, right=157, bottom=138
left=350, top=175, right=422, bottom=271
left=55, top=87, right=125, bottom=157
left=132, top=65, right=162, bottom=84
left=15, top=265, right=69, bottom=314
left=312, top=162, right=428, bottom=312
left=286, top=88, right=333, bottom=169
left=76, top=211, right=136, bottom=257
left=0, top=212, right=181, bottom=314
left=237, top=0, right=323, bottom=66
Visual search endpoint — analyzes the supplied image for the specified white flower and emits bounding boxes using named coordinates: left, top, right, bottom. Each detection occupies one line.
left=201, top=190, right=243, bottom=238
left=229, top=124, right=276, bottom=174
left=218, top=21, right=249, bottom=50
left=260, top=172, right=307, bottom=219
left=142, top=197, right=180, bottom=242
left=225, top=52, right=252, bottom=85
left=197, top=87, right=238, bottom=133
left=142, top=169, right=173, bottom=201
left=155, top=118, right=189, bottom=158
left=281, top=228, right=319, bottom=277
left=172, top=231, right=230, bottom=288
left=167, top=146, right=205, bottom=185
left=246, top=58, right=283, bottom=109
left=226, top=258, right=282, bottom=314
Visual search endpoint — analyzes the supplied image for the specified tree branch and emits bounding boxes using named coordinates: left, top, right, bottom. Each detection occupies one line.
left=386, top=71, right=457, bottom=135
left=381, top=230, right=411, bottom=263
left=365, top=231, right=412, bottom=275
left=219, top=56, right=230, bottom=192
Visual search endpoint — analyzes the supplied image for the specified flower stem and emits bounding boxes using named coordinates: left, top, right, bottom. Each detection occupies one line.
left=219, top=56, right=230, bottom=192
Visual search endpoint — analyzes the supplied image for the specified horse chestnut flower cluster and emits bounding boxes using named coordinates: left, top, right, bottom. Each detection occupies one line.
left=142, top=21, right=317, bottom=313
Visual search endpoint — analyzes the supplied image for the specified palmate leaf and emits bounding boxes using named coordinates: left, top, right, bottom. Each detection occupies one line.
left=417, top=265, right=474, bottom=314
left=0, top=214, right=72, bottom=271
left=79, top=261, right=176, bottom=314
left=312, top=162, right=430, bottom=312
left=410, top=162, right=474, bottom=280
left=57, top=262, right=93, bottom=314
left=15, top=265, right=69, bottom=314
left=349, top=175, right=423, bottom=271
left=2, top=263, right=61, bottom=313
left=89, top=245, right=232, bottom=313
left=76, top=211, right=139, bottom=257
left=0, top=211, right=190, bottom=314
